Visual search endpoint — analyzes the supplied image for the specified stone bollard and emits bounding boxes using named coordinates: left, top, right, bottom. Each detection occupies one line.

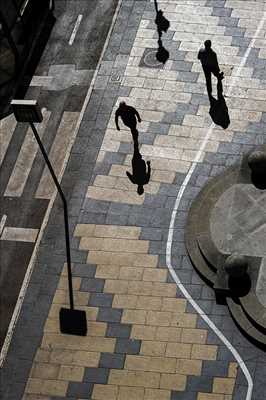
left=247, top=151, right=266, bottom=175
left=224, top=253, right=248, bottom=279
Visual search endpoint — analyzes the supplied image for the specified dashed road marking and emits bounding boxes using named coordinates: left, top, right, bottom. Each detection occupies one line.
left=69, top=14, right=83, bottom=45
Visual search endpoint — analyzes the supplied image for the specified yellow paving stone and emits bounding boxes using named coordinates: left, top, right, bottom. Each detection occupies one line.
left=224, top=396, right=232, bottom=400
left=149, top=357, right=177, bottom=373
left=166, top=342, right=192, bottom=359
left=23, top=395, right=51, bottom=400
left=118, top=386, right=144, bottom=400
left=95, top=264, right=120, bottom=279
left=152, top=170, right=175, bottom=183
left=35, top=349, right=50, bottom=363
left=197, top=394, right=224, bottom=400
left=146, top=310, right=172, bottom=326
left=26, top=378, right=68, bottom=397
left=113, top=294, right=138, bottom=309
left=176, top=359, right=202, bottom=376
left=122, top=309, right=147, bottom=324
left=79, top=237, right=103, bottom=250
left=53, top=289, right=90, bottom=306
left=87, top=186, right=144, bottom=205
left=161, top=298, right=187, bottom=313
left=104, top=279, right=129, bottom=294
left=109, top=370, right=160, bottom=388
left=191, top=344, right=218, bottom=361
left=58, top=365, right=84, bottom=381
left=228, top=362, right=238, bottom=378
left=87, top=321, right=107, bottom=337
left=92, top=384, right=118, bottom=400
left=49, top=349, right=75, bottom=364
left=152, top=282, right=177, bottom=297
left=143, top=268, right=167, bottom=282
left=72, top=351, right=100, bottom=367
left=144, top=388, right=171, bottom=400
left=107, top=225, right=140, bottom=239
left=93, top=174, right=117, bottom=188
left=44, top=318, right=60, bottom=333
left=171, top=313, right=197, bottom=328
left=88, top=251, right=135, bottom=266
left=128, top=281, right=153, bottom=296
left=131, top=325, right=157, bottom=340
left=140, top=340, right=166, bottom=356
left=58, top=276, right=81, bottom=291
left=110, top=164, right=131, bottom=177
left=155, top=327, right=182, bottom=342
left=125, top=355, right=150, bottom=371
left=102, top=238, right=149, bottom=253
left=119, top=266, right=144, bottom=280
left=41, top=334, right=115, bottom=353
left=136, top=296, right=162, bottom=310
left=213, top=377, right=235, bottom=394
left=133, top=254, right=158, bottom=268
left=160, top=373, right=187, bottom=391
left=181, top=328, right=207, bottom=344
left=31, top=363, right=59, bottom=379
left=74, top=224, right=95, bottom=237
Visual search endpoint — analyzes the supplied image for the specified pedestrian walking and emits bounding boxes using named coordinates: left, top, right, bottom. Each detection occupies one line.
left=115, top=101, right=141, bottom=144
left=198, top=40, right=224, bottom=98
left=126, top=142, right=151, bottom=195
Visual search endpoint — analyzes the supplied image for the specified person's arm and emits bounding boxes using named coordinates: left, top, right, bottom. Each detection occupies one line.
left=134, top=108, right=141, bottom=123
left=126, top=171, right=135, bottom=183
left=115, top=111, right=120, bottom=130
left=197, top=49, right=202, bottom=60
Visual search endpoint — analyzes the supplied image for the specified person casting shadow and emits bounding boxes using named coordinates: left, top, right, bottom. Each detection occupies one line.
left=209, top=76, right=230, bottom=129
left=154, top=0, right=170, bottom=64
left=115, top=101, right=141, bottom=144
left=198, top=40, right=224, bottom=99
left=126, top=141, right=151, bottom=195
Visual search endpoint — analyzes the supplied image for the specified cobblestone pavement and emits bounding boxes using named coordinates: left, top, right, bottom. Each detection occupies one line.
left=1, top=0, right=266, bottom=399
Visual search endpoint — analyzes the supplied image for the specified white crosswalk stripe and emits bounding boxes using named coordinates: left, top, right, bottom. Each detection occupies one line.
left=0, top=114, right=17, bottom=167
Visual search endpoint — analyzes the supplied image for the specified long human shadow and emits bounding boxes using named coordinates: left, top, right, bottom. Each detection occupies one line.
left=126, top=140, right=151, bottom=196
left=154, top=0, right=170, bottom=64
left=209, top=77, right=230, bottom=129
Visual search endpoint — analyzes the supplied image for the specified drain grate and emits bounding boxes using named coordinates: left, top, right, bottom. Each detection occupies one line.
left=139, top=48, right=164, bottom=69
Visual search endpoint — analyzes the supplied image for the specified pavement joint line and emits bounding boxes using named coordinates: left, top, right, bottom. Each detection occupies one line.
left=0, top=214, right=7, bottom=237
left=166, top=8, right=266, bottom=400
left=69, top=14, right=83, bottom=45
left=0, top=0, right=123, bottom=368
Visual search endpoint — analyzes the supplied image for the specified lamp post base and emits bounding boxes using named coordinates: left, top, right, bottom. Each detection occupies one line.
left=59, top=308, right=87, bottom=336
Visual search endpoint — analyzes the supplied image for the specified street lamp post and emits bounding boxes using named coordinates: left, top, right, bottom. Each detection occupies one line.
left=11, top=99, right=87, bottom=336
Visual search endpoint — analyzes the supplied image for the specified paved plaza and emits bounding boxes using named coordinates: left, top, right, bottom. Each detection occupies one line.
left=1, top=0, right=266, bottom=399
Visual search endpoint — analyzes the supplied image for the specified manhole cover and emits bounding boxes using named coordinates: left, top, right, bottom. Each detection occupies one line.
left=144, top=50, right=163, bottom=67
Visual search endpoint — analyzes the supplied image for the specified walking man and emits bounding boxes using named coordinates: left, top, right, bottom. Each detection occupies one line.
left=198, top=40, right=224, bottom=98
left=115, top=101, right=141, bottom=144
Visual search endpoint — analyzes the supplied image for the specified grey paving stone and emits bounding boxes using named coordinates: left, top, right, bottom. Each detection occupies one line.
left=80, top=211, right=106, bottom=224
left=105, top=213, right=129, bottom=225
left=115, top=338, right=141, bottom=354
left=206, top=0, right=226, bottom=6
left=108, top=203, right=131, bottom=215
left=172, top=269, right=192, bottom=284
left=72, top=263, right=96, bottom=278
left=99, top=353, right=125, bottom=369
left=171, top=390, right=197, bottom=400
left=186, top=375, right=213, bottom=392
left=83, top=367, right=109, bottom=384
left=102, top=152, right=125, bottom=164
left=231, top=36, right=251, bottom=48
left=171, top=61, right=193, bottom=72
left=202, top=359, right=228, bottom=377
left=80, top=278, right=105, bottom=293
left=97, top=308, right=123, bottom=323
left=162, top=112, right=184, bottom=125
left=139, top=227, right=163, bottom=241
left=177, top=71, right=199, bottom=83
left=67, top=382, right=93, bottom=398
left=212, top=7, right=232, bottom=17
left=88, top=293, right=113, bottom=307
left=4, top=382, right=26, bottom=400
left=218, top=17, right=239, bottom=27
left=224, top=26, right=245, bottom=37
left=106, top=323, right=132, bottom=338
left=143, top=193, right=167, bottom=208
left=82, top=198, right=110, bottom=214
left=148, top=122, right=170, bottom=135
left=119, top=142, right=132, bottom=153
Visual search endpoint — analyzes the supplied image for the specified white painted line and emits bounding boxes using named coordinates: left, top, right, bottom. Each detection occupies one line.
left=4, top=111, right=51, bottom=197
left=166, top=9, right=266, bottom=400
left=30, top=75, right=53, bottom=87
left=0, top=114, right=17, bottom=167
left=0, top=215, right=7, bottom=237
left=69, top=14, right=83, bottom=45
left=0, top=0, right=123, bottom=368
left=0, top=227, right=39, bottom=243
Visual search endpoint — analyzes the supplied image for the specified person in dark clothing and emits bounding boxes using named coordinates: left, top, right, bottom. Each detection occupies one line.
left=115, top=101, right=141, bottom=144
left=126, top=142, right=151, bottom=195
left=198, top=40, right=224, bottom=98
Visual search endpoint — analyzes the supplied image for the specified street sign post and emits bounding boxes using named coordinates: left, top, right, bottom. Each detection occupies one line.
left=11, top=99, right=87, bottom=336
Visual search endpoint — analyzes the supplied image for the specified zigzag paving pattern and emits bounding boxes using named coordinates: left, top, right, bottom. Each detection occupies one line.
left=2, top=0, right=266, bottom=399
left=24, top=224, right=238, bottom=400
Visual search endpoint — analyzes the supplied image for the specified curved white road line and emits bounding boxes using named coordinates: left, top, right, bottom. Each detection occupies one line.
left=166, top=10, right=266, bottom=400
left=0, top=0, right=123, bottom=368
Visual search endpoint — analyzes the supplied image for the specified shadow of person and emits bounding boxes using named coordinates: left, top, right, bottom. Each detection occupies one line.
left=154, top=0, right=170, bottom=64
left=198, top=40, right=224, bottom=98
left=209, top=77, right=230, bottom=129
left=115, top=101, right=141, bottom=140
left=126, top=141, right=151, bottom=195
